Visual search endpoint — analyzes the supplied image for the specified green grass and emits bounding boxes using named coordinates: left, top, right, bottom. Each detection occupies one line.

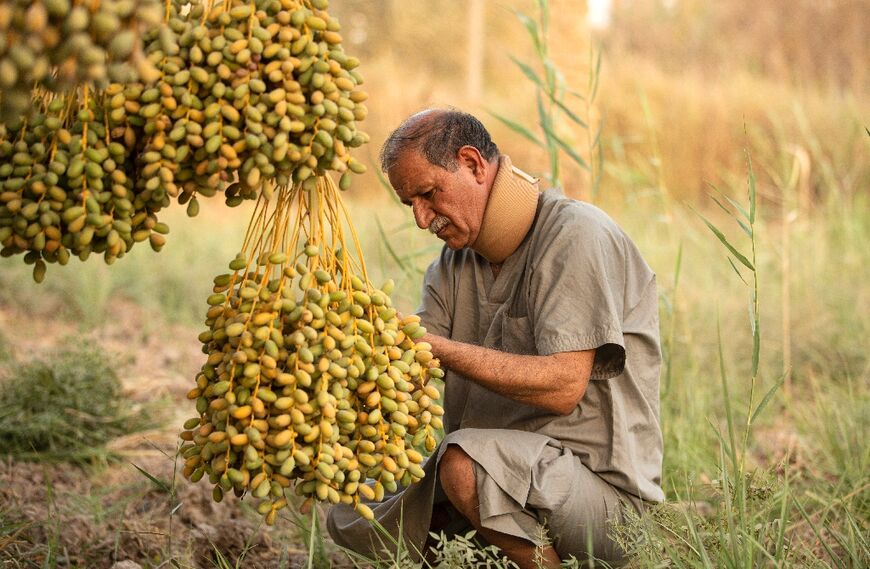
left=0, top=344, right=155, bottom=462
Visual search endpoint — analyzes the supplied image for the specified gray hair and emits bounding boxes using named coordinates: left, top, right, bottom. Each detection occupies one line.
left=380, top=109, right=500, bottom=172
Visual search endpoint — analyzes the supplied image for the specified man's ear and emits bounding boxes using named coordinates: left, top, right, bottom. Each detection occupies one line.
left=456, top=146, right=488, bottom=183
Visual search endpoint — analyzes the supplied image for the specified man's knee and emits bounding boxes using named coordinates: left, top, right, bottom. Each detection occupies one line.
left=438, top=444, right=478, bottom=516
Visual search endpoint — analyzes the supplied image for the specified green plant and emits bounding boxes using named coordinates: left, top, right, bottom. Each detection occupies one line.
left=286, top=507, right=332, bottom=569
left=428, top=530, right=519, bottom=568
left=490, top=0, right=602, bottom=196
left=0, top=344, right=151, bottom=462
left=613, top=156, right=798, bottom=568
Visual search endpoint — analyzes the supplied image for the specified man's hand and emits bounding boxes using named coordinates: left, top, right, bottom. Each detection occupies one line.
left=422, top=333, right=594, bottom=416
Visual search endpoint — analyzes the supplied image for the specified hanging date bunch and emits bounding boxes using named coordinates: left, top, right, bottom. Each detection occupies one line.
left=0, top=0, right=369, bottom=282
left=0, top=84, right=168, bottom=282
left=179, top=175, right=445, bottom=524
left=127, top=0, right=370, bottom=217
left=0, top=0, right=162, bottom=123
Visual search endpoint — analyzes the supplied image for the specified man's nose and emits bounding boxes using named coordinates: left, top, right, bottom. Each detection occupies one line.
left=412, top=201, right=433, bottom=230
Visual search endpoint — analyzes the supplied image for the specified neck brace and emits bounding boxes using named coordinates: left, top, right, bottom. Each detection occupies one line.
left=471, top=155, right=540, bottom=264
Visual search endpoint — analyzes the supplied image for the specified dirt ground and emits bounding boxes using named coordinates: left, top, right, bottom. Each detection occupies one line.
left=0, top=301, right=351, bottom=569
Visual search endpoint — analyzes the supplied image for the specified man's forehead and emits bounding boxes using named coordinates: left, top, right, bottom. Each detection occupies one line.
left=389, top=152, right=437, bottom=189
left=391, top=148, right=428, bottom=170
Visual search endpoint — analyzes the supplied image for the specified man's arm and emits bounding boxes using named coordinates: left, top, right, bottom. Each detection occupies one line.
left=423, top=333, right=595, bottom=416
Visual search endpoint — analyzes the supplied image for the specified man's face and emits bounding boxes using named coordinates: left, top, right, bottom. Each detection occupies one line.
left=388, top=149, right=489, bottom=250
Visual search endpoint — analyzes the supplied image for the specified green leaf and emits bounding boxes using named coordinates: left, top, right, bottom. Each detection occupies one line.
left=708, top=183, right=751, bottom=222
left=751, top=318, right=761, bottom=378
left=550, top=96, right=588, bottom=128
left=589, top=46, right=602, bottom=100
left=750, top=372, right=785, bottom=424
left=795, top=499, right=844, bottom=568
left=592, top=118, right=603, bottom=149
left=696, top=211, right=755, bottom=271
left=543, top=58, right=559, bottom=92
left=591, top=121, right=604, bottom=198
left=746, top=151, right=757, bottom=224
left=565, top=87, right=586, bottom=101
left=537, top=92, right=559, bottom=184
left=708, top=418, right=735, bottom=467
left=131, top=462, right=171, bottom=494
left=510, top=8, right=542, bottom=56
left=509, top=55, right=544, bottom=89
left=774, top=467, right=790, bottom=563
left=488, top=111, right=543, bottom=147
left=541, top=121, right=589, bottom=171
left=538, top=0, right=550, bottom=37
left=710, top=194, right=736, bottom=218
left=824, top=519, right=858, bottom=565
left=844, top=507, right=870, bottom=557
left=709, top=196, right=751, bottom=237
left=727, top=257, right=749, bottom=286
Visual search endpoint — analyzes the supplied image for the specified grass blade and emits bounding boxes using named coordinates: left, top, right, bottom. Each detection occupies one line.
left=509, top=55, right=544, bottom=89
left=589, top=46, right=602, bottom=100
left=728, top=257, right=750, bottom=286
left=708, top=182, right=751, bottom=222
left=775, top=468, right=791, bottom=565
left=708, top=417, right=735, bottom=467
left=750, top=372, right=785, bottom=425
left=843, top=507, right=870, bottom=559
left=537, top=91, right=559, bottom=184
left=696, top=210, right=755, bottom=271
left=510, top=8, right=542, bottom=56
left=710, top=195, right=751, bottom=236
left=751, top=316, right=761, bottom=380
left=488, top=111, right=543, bottom=147
left=823, top=520, right=860, bottom=567
left=550, top=95, right=588, bottom=128
left=541, top=121, right=589, bottom=171
left=747, top=151, right=757, bottom=224
left=794, top=497, right=844, bottom=568
left=131, top=462, right=172, bottom=494
left=538, top=0, right=550, bottom=37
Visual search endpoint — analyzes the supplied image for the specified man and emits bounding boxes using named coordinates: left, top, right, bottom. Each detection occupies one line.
left=327, top=109, right=664, bottom=568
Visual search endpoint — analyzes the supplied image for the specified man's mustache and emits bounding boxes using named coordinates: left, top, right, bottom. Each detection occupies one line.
left=429, top=216, right=449, bottom=234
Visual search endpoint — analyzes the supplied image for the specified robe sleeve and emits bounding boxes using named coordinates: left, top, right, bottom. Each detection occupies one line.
left=414, top=248, right=454, bottom=338
left=530, top=208, right=629, bottom=380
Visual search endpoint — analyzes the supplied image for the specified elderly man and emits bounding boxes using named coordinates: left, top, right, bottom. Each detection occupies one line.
left=327, top=109, right=664, bottom=568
